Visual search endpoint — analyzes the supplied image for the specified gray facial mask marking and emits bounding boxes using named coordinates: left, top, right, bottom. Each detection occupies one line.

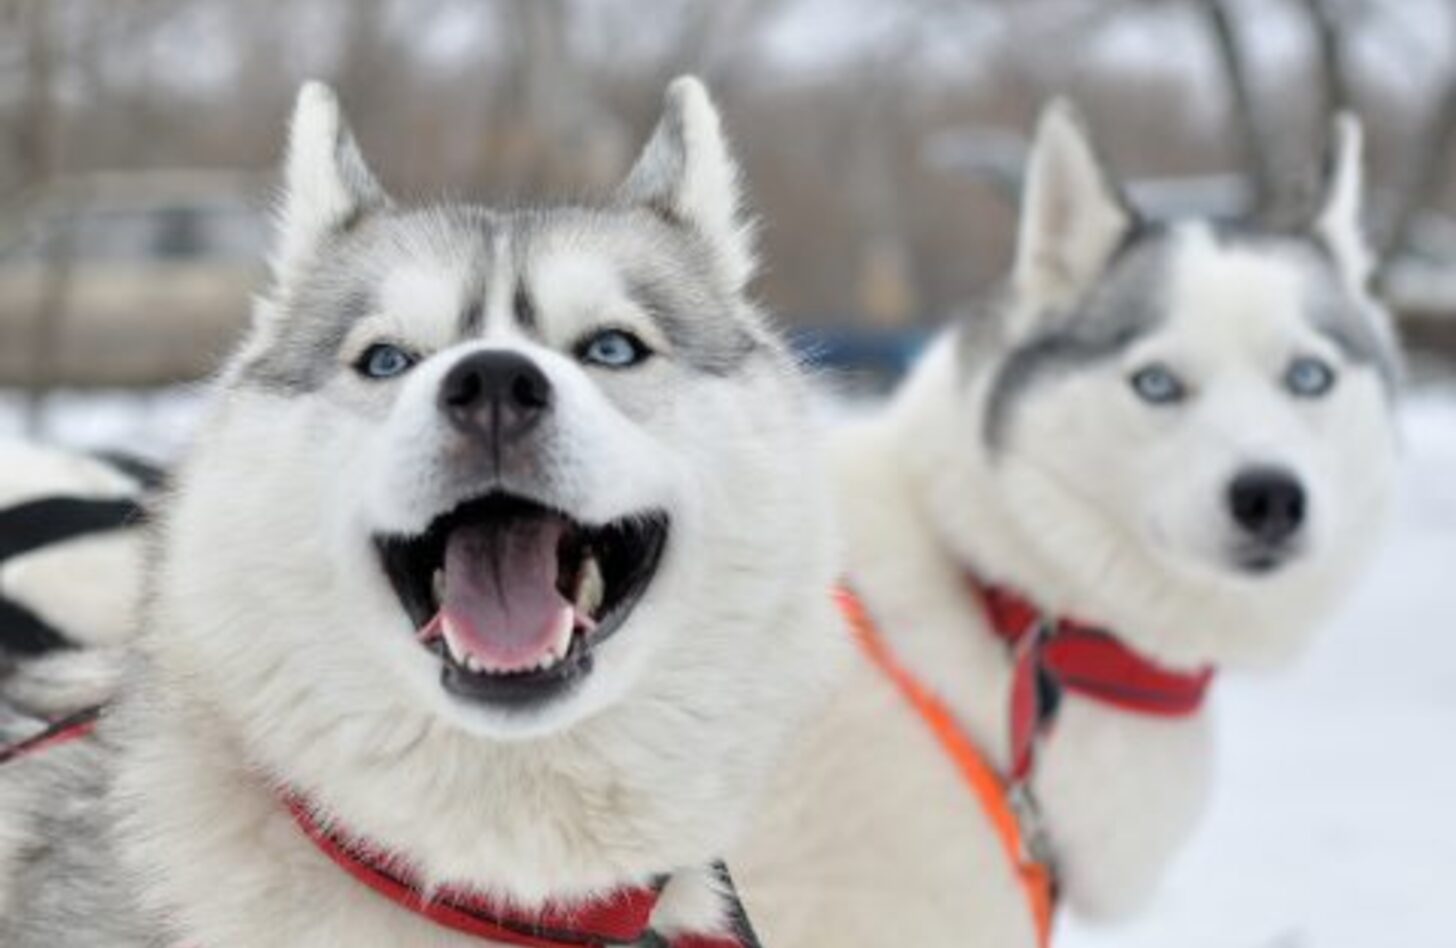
left=240, top=208, right=494, bottom=394
left=510, top=208, right=758, bottom=377
left=624, top=271, right=758, bottom=377
left=981, top=235, right=1171, bottom=449
left=242, top=283, right=374, bottom=393
left=239, top=206, right=761, bottom=394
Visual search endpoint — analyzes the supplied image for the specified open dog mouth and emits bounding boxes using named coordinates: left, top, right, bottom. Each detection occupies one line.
left=375, top=494, right=668, bottom=708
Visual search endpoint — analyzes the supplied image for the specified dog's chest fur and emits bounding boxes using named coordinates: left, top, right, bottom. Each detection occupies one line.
left=0, top=739, right=155, bottom=947
left=734, top=396, right=1214, bottom=947
left=0, top=708, right=490, bottom=947
left=0, top=675, right=728, bottom=948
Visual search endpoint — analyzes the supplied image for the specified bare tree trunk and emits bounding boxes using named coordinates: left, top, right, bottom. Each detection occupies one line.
left=1193, top=0, right=1275, bottom=215
left=1378, top=2, right=1456, bottom=272
left=849, top=43, right=919, bottom=328
left=662, top=0, right=784, bottom=94
left=1380, top=77, right=1456, bottom=268
left=334, top=0, right=391, bottom=112
left=15, top=0, right=64, bottom=436
left=1290, top=0, right=1361, bottom=229
left=1295, top=0, right=1353, bottom=120
left=496, top=0, right=626, bottom=193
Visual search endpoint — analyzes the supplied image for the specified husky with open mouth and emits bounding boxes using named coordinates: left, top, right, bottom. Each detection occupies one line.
left=734, top=103, right=1400, bottom=946
left=0, top=77, right=838, bottom=946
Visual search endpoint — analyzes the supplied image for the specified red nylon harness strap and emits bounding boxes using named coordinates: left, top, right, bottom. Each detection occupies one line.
left=0, top=712, right=748, bottom=948
left=283, top=795, right=753, bottom=948
left=286, top=794, right=680, bottom=947
left=0, top=707, right=100, bottom=766
left=972, top=580, right=1215, bottom=783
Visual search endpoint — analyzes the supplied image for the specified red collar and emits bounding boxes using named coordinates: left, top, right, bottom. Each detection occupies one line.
left=0, top=714, right=747, bottom=948
left=285, top=794, right=751, bottom=948
left=970, top=578, right=1215, bottom=782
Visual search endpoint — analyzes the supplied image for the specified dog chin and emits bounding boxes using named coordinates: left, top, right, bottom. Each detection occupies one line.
left=421, top=662, right=634, bottom=741
left=368, top=593, right=650, bottom=742
left=1157, top=538, right=1314, bottom=590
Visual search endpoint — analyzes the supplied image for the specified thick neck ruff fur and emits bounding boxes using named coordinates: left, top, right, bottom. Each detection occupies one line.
left=0, top=713, right=752, bottom=947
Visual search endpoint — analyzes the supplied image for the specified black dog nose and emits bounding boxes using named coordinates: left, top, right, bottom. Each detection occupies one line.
left=1228, top=467, right=1306, bottom=545
left=439, top=350, right=552, bottom=442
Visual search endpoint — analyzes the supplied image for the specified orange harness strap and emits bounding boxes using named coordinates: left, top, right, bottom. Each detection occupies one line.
left=835, top=586, right=1054, bottom=947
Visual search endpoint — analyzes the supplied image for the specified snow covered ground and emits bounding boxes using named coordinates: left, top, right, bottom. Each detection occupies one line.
left=0, top=386, right=207, bottom=464
left=2, top=384, right=1453, bottom=946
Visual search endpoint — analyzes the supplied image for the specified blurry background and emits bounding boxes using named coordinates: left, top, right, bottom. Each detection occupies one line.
left=0, top=1, right=1452, bottom=946
left=4, top=0, right=1456, bottom=397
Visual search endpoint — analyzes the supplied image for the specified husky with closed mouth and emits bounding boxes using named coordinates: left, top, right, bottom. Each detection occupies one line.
left=733, top=102, right=1400, bottom=946
left=0, top=77, right=840, bottom=947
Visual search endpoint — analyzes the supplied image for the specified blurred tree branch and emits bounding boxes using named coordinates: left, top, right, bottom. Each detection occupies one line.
left=1381, top=76, right=1456, bottom=269
left=1295, top=0, right=1354, bottom=121
left=663, top=0, right=784, bottom=92
left=11, top=0, right=65, bottom=434
left=1192, top=0, right=1275, bottom=215
left=3, top=0, right=1456, bottom=346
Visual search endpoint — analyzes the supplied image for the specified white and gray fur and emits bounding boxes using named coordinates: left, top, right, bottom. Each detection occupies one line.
left=0, top=443, right=150, bottom=723
left=734, top=103, right=1400, bottom=946
left=0, top=77, right=841, bottom=946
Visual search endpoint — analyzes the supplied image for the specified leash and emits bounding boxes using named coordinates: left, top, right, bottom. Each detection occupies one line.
left=0, top=711, right=756, bottom=948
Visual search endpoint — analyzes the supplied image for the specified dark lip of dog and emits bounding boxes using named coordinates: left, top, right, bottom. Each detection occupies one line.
left=374, top=492, right=669, bottom=710
left=1229, top=540, right=1306, bottom=577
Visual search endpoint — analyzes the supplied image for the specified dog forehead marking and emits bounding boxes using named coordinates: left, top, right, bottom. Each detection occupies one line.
left=982, top=216, right=1398, bottom=448
left=982, top=231, right=1172, bottom=447
left=1164, top=223, right=1305, bottom=344
left=379, top=261, right=468, bottom=334
left=528, top=248, right=631, bottom=321
left=481, top=227, right=517, bottom=335
left=1166, top=222, right=1396, bottom=383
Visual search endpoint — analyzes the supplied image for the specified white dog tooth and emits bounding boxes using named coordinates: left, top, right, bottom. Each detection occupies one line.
left=432, top=569, right=446, bottom=604
left=574, top=553, right=605, bottom=618
left=441, top=617, right=468, bottom=665
left=549, top=608, right=574, bottom=662
left=464, top=654, right=482, bottom=674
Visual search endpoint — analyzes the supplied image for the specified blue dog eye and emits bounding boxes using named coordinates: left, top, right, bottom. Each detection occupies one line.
left=580, top=330, right=649, bottom=369
left=1285, top=356, right=1336, bottom=398
left=358, top=343, right=415, bottom=380
left=1130, top=364, right=1186, bottom=405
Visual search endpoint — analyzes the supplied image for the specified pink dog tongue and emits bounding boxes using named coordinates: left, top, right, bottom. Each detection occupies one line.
left=438, top=519, right=574, bottom=672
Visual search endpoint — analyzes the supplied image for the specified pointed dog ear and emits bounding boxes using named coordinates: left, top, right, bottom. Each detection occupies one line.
left=271, top=81, right=389, bottom=291
left=1312, top=112, right=1373, bottom=291
left=620, top=76, right=756, bottom=292
left=1012, top=99, right=1135, bottom=312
